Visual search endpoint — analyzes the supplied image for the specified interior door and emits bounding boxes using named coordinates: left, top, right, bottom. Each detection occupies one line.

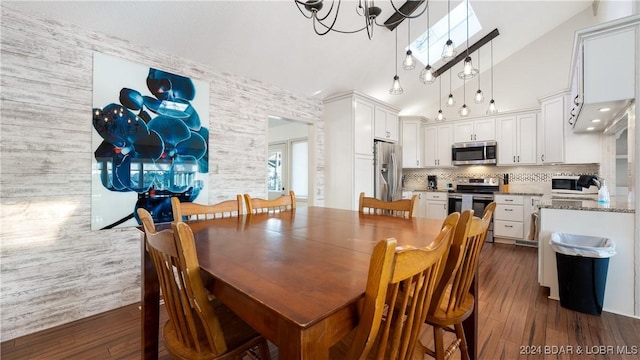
left=268, top=143, right=287, bottom=200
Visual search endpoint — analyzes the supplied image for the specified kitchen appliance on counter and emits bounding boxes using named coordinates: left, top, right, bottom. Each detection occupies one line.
left=551, top=175, right=599, bottom=196
left=427, top=175, right=437, bottom=190
left=447, top=177, right=499, bottom=242
left=451, top=140, right=497, bottom=166
left=374, top=141, right=403, bottom=202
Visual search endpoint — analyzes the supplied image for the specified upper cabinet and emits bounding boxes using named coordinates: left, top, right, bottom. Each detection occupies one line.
left=424, top=124, right=453, bottom=167
left=496, top=112, right=538, bottom=166
left=569, top=15, right=639, bottom=133
left=374, top=105, right=399, bottom=143
left=401, top=117, right=426, bottom=168
left=454, top=118, right=495, bottom=143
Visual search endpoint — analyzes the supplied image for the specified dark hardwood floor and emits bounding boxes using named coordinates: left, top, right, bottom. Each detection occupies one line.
left=2, top=243, right=639, bottom=359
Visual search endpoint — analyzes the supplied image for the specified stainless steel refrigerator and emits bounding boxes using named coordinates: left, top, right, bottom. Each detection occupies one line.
left=374, top=141, right=403, bottom=202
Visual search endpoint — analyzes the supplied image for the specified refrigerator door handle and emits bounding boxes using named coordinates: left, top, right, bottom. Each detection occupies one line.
left=389, top=152, right=398, bottom=201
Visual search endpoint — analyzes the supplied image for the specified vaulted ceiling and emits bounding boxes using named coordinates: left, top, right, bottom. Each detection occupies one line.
left=7, top=1, right=593, bottom=117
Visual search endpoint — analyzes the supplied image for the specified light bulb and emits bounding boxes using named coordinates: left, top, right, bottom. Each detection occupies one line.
left=419, top=65, right=436, bottom=84
left=390, top=75, right=403, bottom=95
left=436, top=109, right=446, bottom=122
left=486, top=99, right=498, bottom=115
left=458, top=57, right=478, bottom=79
left=474, top=89, right=485, bottom=104
left=402, top=50, right=416, bottom=70
left=446, top=94, right=456, bottom=107
left=459, top=104, right=470, bottom=117
left=442, top=39, right=457, bottom=62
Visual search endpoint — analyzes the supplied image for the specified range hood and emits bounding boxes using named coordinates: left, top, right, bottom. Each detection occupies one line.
left=568, top=14, right=638, bottom=133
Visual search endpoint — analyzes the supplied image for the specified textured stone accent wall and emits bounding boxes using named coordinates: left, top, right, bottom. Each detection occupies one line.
left=0, top=5, right=324, bottom=340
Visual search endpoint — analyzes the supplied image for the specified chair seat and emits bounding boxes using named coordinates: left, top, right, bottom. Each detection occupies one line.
left=163, top=298, right=266, bottom=359
left=329, top=324, right=427, bottom=360
left=426, top=293, right=475, bottom=327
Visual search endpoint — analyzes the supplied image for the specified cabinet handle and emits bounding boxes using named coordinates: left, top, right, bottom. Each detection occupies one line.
left=416, top=160, right=419, bottom=166
left=517, top=155, right=520, bottom=162
left=513, top=156, right=516, bottom=163
left=505, top=208, right=513, bottom=212
left=505, top=225, right=513, bottom=228
left=505, top=199, right=514, bottom=202
left=541, top=154, right=545, bottom=162
left=443, top=203, right=446, bottom=210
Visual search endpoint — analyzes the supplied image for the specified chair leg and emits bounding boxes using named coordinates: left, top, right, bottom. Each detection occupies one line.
left=433, top=325, right=445, bottom=360
left=454, top=322, right=470, bottom=360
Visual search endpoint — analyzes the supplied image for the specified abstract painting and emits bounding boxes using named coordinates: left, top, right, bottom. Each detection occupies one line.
left=91, top=53, right=209, bottom=230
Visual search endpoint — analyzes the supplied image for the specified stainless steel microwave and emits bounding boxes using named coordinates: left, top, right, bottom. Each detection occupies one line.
left=451, top=140, right=497, bottom=165
left=551, top=176, right=598, bottom=195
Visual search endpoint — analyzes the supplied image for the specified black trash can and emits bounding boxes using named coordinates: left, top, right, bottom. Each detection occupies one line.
left=550, top=233, right=616, bottom=315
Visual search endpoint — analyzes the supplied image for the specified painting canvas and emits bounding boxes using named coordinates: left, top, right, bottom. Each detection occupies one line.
left=91, top=53, right=209, bottom=230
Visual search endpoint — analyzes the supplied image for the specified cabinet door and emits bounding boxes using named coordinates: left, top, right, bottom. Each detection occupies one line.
left=436, top=124, right=453, bottom=167
left=402, top=120, right=421, bottom=168
left=474, top=118, right=496, bottom=141
left=496, top=116, right=517, bottom=165
left=425, top=201, right=447, bottom=220
left=374, top=108, right=399, bottom=142
left=386, top=112, right=399, bottom=142
left=517, top=113, right=537, bottom=165
left=354, top=155, right=374, bottom=210
left=423, top=126, right=438, bottom=167
left=454, top=121, right=474, bottom=143
left=354, top=98, right=374, bottom=155
left=539, top=95, right=565, bottom=163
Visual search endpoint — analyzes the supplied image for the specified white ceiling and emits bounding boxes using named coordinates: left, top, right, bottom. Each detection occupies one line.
left=7, top=0, right=593, bottom=117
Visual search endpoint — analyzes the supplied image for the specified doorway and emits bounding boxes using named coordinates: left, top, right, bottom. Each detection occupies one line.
left=267, top=116, right=312, bottom=206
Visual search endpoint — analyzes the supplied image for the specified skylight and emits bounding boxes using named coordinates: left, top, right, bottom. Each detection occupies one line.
left=409, top=0, right=482, bottom=67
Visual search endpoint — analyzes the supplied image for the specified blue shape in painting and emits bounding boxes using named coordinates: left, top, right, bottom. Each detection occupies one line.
left=93, top=68, right=208, bottom=227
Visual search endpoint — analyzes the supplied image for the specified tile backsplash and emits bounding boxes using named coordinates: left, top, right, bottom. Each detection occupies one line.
left=403, top=164, right=600, bottom=194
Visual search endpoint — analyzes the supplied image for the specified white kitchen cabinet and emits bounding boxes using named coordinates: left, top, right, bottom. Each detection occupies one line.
left=539, top=91, right=602, bottom=164
left=424, top=192, right=448, bottom=220
left=493, top=194, right=524, bottom=244
left=374, top=106, right=399, bottom=143
left=496, top=112, right=537, bottom=165
left=323, top=91, right=398, bottom=210
left=424, top=124, right=453, bottom=167
left=454, top=118, right=495, bottom=143
left=406, top=191, right=428, bottom=218
left=401, top=117, right=425, bottom=168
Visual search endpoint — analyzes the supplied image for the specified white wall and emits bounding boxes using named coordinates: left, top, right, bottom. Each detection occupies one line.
left=0, top=5, right=324, bottom=341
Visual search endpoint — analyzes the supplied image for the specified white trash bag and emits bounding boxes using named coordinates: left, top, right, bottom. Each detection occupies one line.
left=550, top=232, right=616, bottom=258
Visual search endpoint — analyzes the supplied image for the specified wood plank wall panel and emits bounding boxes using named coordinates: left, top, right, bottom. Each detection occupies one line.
left=0, top=5, right=324, bottom=341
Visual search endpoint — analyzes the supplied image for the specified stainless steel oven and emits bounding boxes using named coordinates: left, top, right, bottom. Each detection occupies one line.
left=447, top=178, right=499, bottom=242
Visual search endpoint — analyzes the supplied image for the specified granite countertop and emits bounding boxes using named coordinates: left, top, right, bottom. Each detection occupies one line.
left=537, top=195, right=635, bottom=213
left=494, top=191, right=544, bottom=196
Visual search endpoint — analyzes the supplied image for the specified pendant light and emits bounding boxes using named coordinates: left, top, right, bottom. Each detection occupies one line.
left=446, top=71, right=456, bottom=107
left=458, top=0, right=478, bottom=79
left=436, top=76, right=446, bottom=122
left=419, top=4, right=435, bottom=84
left=486, top=38, right=498, bottom=114
left=402, top=19, right=416, bottom=70
left=390, top=30, right=403, bottom=95
left=442, top=0, right=457, bottom=62
left=459, top=77, right=470, bottom=117
left=474, top=49, right=485, bottom=103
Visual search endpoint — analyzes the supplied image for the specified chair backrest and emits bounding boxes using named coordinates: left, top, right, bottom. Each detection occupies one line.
left=243, top=191, right=295, bottom=214
left=171, top=196, right=242, bottom=222
left=358, top=192, right=417, bottom=218
left=345, top=217, right=457, bottom=359
left=137, top=208, right=229, bottom=356
left=429, top=202, right=495, bottom=316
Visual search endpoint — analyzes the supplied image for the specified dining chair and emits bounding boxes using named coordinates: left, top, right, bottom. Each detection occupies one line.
left=423, top=202, right=496, bottom=360
left=358, top=192, right=418, bottom=218
left=137, top=208, right=271, bottom=359
left=243, top=191, right=295, bottom=214
left=171, top=196, right=243, bottom=222
left=330, top=212, right=458, bottom=359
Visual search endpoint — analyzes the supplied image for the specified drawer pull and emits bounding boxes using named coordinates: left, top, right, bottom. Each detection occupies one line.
left=505, top=225, right=513, bottom=228
left=505, top=199, right=514, bottom=202
left=505, top=208, right=513, bottom=212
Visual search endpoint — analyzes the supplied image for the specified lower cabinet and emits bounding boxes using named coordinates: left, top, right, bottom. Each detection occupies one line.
left=425, top=192, right=448, bottom=220
left=493, top=194, right=524, bottom=244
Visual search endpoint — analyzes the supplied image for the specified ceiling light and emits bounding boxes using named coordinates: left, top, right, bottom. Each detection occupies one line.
left=486, top=38, right=498, bottom=115
left=474, top=50, right=484, bottom=104
left=458, top=0, right=478, bottom=80
left=402, top=19, right=416, bottom=70
left=295, top=0, right=427, bottom=40
left=436, top=76, right=446, bottom=122
left=446, top=71, right=456, bottom=107
left=390, top=30, right=403, bottom=95
left=599, top=107, right=611, bottom=112
left=459, top=76, right=469, bottom=117
left=419, top=4, right=436, bottom=85
left=442, top=0, right=457, bottom=61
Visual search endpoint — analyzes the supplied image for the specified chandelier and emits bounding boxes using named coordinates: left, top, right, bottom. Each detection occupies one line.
left=294, top=0, right=427, bottom=39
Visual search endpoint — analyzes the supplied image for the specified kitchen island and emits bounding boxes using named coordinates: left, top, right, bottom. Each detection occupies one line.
left=538, top=196, right=637, bottom=318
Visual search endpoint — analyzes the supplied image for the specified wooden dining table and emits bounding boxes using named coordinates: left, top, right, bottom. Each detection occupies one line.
left=141, top=206, right=479, bottom=359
